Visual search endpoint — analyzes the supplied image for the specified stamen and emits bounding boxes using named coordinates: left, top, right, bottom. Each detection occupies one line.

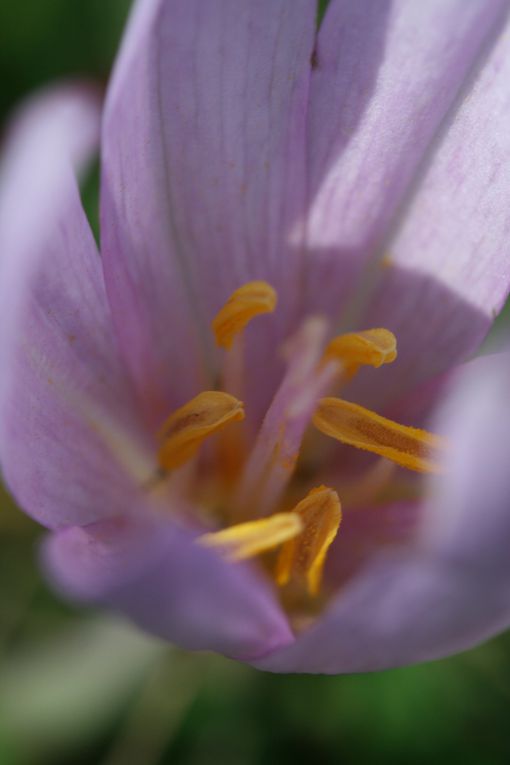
left=324, top=328, right=397, bottom=380
left=199, top=512, right=303, bottom=562
left=313, top=398, right=447, bottom=473
left=158, top=391, right=245, bottom=470
left=275, top=486, right=341, bottom=596
left=212, top=280, right=277, bottom=350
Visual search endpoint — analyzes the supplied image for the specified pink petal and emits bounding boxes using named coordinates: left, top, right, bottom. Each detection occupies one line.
left=0, top=85, right=150, bottom=529
left=324, top=500, right=418, bottom=589
left=355, top=7, right=510, bottom=410
left=43, top=514, right=294, bottom=660
left=254, top=353, right=510, bottom=673
left=100, top=0, right=316, bottom=425
left=304, top=0, right=508, bottom=318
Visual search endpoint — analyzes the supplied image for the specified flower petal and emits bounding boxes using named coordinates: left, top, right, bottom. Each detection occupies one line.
left=43, top=514, right=294, bottom=660
left=101, top=0, right=316, bottom=424
left=356, top=6, right=510, bottom=409
left=304, top=0, right=508, bottom=318
left=0, top=85, right=150, bottom=529
left=254, top=353, right=510, bottom=673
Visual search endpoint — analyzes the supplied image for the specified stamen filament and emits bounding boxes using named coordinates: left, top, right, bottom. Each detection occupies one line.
left=314, top=398, right=447, bottom=473
left=199, top=512, right=303, bottom=562
left=213, top=281, right=277, bottom=410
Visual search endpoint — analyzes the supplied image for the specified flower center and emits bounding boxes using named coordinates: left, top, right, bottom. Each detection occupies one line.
left=154, top=281, right=446, bottom=610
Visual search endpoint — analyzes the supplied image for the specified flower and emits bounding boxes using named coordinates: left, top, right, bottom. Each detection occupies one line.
left=1, top=0, right=510, bottom=673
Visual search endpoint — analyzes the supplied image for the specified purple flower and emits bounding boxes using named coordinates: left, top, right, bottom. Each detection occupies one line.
left=1, top=0, right=510, bottom=673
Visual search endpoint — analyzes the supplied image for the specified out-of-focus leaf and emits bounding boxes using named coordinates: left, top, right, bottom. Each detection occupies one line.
left=0, top=0, right=132, bottom=117
left=0, top=617, right=165, bottom=761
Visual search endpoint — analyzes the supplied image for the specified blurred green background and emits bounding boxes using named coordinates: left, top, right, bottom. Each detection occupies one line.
left=1, top=2, right=510, bottom=764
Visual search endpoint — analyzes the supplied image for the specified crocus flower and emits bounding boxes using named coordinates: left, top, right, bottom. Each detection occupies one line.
left=1, top=0, right=510, bottom=674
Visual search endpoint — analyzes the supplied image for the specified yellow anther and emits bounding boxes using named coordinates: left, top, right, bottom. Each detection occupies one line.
left=212, top=281, right=277, bottom=349
left=158, top=391, right=245, bottom=470
left=199, top=512, right=303, bottom=562
left=324, top=328, right=397, bottom=379
left=275, top=486, right=342, bottom=596
left=313, top=398, right=447, bottom=474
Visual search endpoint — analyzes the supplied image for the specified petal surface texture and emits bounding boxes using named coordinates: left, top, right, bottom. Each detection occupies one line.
left=305, top=0, right=509, bottom=318
left=355, top=2, right=510, bottom=409
left=254, top=354, right=510, bottom=673
left=100, top=0, right=316, bottom=424
left=43, top=515, right=294, bottom=660
left=0, top=85, right=149, bottom=529
left=304, top=0, right=510, bottom=427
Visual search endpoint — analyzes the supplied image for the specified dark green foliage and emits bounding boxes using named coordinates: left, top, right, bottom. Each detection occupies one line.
left=316, top=0, right=332, bottom=29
